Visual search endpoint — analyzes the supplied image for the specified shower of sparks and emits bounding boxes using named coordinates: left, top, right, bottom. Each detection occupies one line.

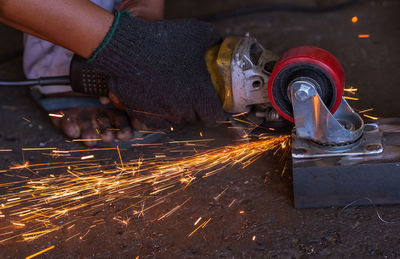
left=0, top=134, right=290, bottom=243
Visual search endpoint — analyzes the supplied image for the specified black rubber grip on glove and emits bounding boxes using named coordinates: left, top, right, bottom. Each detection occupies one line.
left=70, top=55, right=112, bottom=96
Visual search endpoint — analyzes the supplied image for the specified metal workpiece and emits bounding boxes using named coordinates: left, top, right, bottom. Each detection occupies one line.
left=216, top=34, right=279, bottom=115
left=292, top=123, right=383, bottom=158
left=290, top=78, right=365, bottom=147
left=292, top=118, right=400, bottom=209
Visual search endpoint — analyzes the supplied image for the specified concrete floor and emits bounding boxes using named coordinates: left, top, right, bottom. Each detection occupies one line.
left=0, top=0, right=399, bottom=257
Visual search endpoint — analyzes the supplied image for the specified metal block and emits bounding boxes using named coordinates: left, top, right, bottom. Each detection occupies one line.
left=293, top=118, right=400, bottom=209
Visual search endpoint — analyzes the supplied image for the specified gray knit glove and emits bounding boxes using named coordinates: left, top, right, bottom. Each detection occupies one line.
left=88, top=11, right=227, bottom=129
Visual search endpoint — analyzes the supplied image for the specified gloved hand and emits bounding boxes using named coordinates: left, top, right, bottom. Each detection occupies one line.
left=87, top=11, right=227, bottom=129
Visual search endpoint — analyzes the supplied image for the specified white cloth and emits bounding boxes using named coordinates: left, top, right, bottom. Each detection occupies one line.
left=23, top=0, right=122, bottom=95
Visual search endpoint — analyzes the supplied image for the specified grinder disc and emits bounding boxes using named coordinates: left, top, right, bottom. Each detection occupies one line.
left=267, top=46, right=344, bottom=122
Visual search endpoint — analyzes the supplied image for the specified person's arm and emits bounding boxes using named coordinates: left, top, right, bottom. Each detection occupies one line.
left=0, top=0, right=113, bottom=58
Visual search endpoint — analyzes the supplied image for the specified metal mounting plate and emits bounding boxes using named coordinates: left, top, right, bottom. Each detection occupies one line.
left=292, top=123, right=383, bottom=158
left=292, top=118, right=400, bottom=209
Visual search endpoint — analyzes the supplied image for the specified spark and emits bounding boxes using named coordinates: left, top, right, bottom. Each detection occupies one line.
left=363, top=114, right=379, bottom=120
left=131, top=143, right=163, bottom=147
left=239, top=210, right=245, bottom=214
left=351, top=16, right=358, bottom=23
left=202, top=218, right=211, bottom=228
left=22, top=117, right=31, bottom=123
left=358, top=34, right=370, bottom=38
left=53, top=147, right=121, bottom=153
left=80, top=155, right=94, bottom=160
left=22, top=147, right=57, bottom=151
left=168, top=139, right=215, bottom=144
left=0, top=149, right=12, bottom=152
left=117, top=145, right=124, bottom=169
left=65, top=233, right=80, bottom=242
left=9, top=162, right=29, bottom=170
left=358, top=108, right=374, bottom=114
left=113, top=216, right=131, bottom=226
left=343, top=96, right=359, bottom=101
left=232, top=112, right=248, bottom=117
left=158, top=198, right=191, bottom=221
left=67, top=224, right=75, bottom=230
left=214, top=186, right=229, bottom=201
left=106, top=128, right=120, bottom=131
left=194, top=217, right=202, bottom=225
left=188, top=217, right=212, bottom=237
left=188, top=221, right=206, bottom=237
left=228, top=199, right=236, bottom=208
left=252, top=235, right=256, bottom=241
left=72, top=139, right=102, bottom=142
left=138, top=130, right=166, bottom=134
left=344, top=87, right=358, bottom=95
left=11, top=222, right=25, bottom=227
left=48, top=113, right=64, bottom=118
left=26, top=245, right=55, bottom=259
left=80, top=229, right=91, bottom=240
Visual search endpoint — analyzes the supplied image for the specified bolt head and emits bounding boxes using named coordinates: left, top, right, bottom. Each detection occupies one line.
left=294, top=84, right=312, bottom=101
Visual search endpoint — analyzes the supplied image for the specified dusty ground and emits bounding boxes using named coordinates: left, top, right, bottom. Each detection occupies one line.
left=0, top=0, right=400, bottom=258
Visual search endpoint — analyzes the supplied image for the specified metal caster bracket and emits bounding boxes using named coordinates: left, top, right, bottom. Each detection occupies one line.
left=289, top=78, right=383, bottom=158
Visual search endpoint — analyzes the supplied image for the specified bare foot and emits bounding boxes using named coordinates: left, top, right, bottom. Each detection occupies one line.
left=50, top=107, right=134, bottom=146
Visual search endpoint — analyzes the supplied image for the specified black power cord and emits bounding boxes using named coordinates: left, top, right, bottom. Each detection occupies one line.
left=0, top=76, right=70, bottom=87
left=0, top=0, right=366, bottom=87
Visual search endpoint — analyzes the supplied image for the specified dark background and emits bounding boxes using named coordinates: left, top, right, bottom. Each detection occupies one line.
left=0, top=0, right=399, bottom=257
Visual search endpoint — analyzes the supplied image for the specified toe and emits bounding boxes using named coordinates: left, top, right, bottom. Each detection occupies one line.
left=80, top=128, right=99, bottom=146
left=113, top=113, right=134, bottom=141
left=96, top=113, right=114, bottom=143
left=56, top=115, right=81, bottom=139
left=78, top=116, right=100, bottom=146
left=50, top=112, right=81, bottom=139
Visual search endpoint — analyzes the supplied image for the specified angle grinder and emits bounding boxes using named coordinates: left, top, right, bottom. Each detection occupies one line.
left=0, top=35, right=349, bottom=133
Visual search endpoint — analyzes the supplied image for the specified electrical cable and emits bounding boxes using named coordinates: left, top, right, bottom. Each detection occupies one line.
left=0, top=76, right=70, bottom=87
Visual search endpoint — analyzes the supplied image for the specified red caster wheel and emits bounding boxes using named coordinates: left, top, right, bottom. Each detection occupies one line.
left=267, top=46, right=345, bottom=122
